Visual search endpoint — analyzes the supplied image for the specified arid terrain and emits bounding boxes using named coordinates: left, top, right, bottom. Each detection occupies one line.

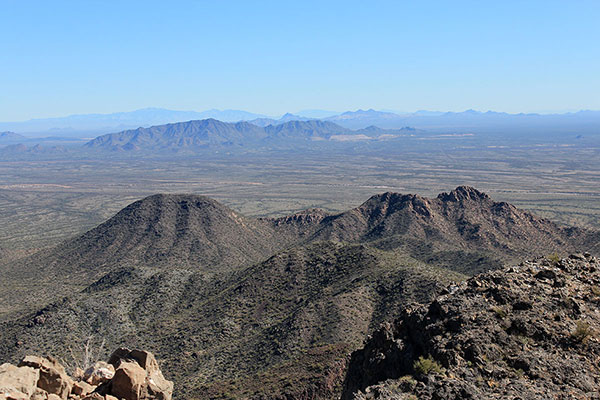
left=1, top=138, right=599, bottom=255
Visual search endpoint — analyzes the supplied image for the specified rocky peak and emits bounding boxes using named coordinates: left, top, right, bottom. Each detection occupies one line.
left=342, top=252, right=600, bottom=400
left=267, top=208, right=330, bottom=226
left=360, top=192, right=432, bottom=219
left=437, top=186, right=490, bottom=203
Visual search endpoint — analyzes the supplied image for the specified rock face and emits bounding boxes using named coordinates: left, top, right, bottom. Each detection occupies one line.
left=342, top=253, right=600, bottom=399
left=0, top=349, right=171, bottom=400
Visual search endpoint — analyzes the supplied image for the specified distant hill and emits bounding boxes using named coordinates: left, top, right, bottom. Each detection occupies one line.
left=0, top=187, right=597, bottom=399
left=263, top=120, right=351, bottom=139
left=0, top=131, right=26, bottom=144
left=325, top=109, right=405, bottom=129
left=250, top=112, right=313, bottom=127
left=85, top=119, right=268, bottom=151
left=295, top=109, right=340, bottom=119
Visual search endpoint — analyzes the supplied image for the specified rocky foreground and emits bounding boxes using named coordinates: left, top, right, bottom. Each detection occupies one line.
left=342, top=253, right=600, bottom=399
left=0, top=348, right=172, bottom=400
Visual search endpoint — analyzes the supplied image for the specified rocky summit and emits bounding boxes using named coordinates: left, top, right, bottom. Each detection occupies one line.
left=0, top=348, right=172, bottom=400
left=342, top=253, right=600, bottom=400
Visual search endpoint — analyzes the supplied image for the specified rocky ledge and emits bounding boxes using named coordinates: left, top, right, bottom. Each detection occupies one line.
left=342, top=253, right=600, bottom=400
left=0, top=348, right=172, bottom=400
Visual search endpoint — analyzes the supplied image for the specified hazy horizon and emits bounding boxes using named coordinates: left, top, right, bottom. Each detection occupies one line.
left=3, top=106, right=600, bottom=125
left=2, top=1, right=599, bottom=121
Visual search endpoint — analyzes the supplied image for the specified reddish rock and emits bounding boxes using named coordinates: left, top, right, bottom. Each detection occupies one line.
left=18, top=356, right=72, bottom=400
left=110, top=362, right=145, bottom=400
left=108, top=349, right=173, bottom=400
left=72, top=380, right=95, bottom=396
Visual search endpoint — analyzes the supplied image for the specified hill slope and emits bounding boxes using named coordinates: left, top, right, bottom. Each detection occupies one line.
left=0, top=194, right=291, bottom=314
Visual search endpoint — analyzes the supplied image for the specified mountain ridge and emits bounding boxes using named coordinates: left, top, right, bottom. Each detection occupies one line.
left=0, top=187, right=598, bottom=399
left=84, top=119, right=416, bottom=152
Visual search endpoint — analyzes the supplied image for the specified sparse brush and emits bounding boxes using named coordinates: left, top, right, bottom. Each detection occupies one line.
left=64, top=336, right=106, bottom=374
left=571, top=321, right=592, bottom=344
left=413, top=355, right=444, bottom=375
left=491, top=306, right=507, bottom=319
left=548, top=253, right=561, bottom=264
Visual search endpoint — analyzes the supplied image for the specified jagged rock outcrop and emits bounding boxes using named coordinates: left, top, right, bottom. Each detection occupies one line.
left=342, top=253, right=600, bottom=399
left=0, top=349, right=171, bottom=400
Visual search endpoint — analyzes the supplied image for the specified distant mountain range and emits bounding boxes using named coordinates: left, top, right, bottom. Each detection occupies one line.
left=84, top=119, right=418, bottom=152
left=2, top=108, right=600, bottom=139
left=326, top=108, right=600, bottom=133
left=0, top=108, right=269, bottom=138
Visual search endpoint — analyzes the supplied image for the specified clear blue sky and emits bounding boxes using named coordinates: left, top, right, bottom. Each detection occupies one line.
left=1, top=0, right=599, bottom=120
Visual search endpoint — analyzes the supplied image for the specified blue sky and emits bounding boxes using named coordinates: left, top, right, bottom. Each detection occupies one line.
left=1, top=0, right=599, bottom=120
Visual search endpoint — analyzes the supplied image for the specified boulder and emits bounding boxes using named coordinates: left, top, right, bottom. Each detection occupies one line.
left=110, top=361, right=146, bottom=400
left=72, top=380, right=95, bottom=396
left=83, top=362, right=114, bottom=386
left=47, top=395, right=61, bottom=400
left=18, top=356, right=72, bottom=400
left=0, top=363, right=40, bottom=398
left=108, top=349, right=173, bottom=400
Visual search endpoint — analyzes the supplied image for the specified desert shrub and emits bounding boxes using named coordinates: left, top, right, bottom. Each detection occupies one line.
left=547, top=253, right=561, bottom=264
left=571, top=320, right=592, bottom=343
left=413, top=355, right=444, bottom=375
left=491, top=306, right=507, bottom=318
